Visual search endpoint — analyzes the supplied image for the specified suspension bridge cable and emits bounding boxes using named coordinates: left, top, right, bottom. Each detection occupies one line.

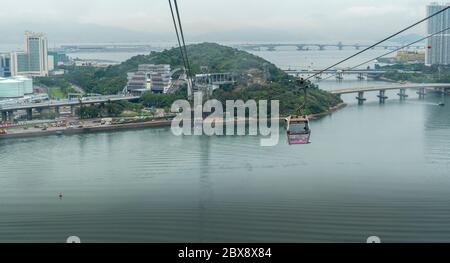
left=314, top=26, right=450, bottom=82
left=305, top=6, right=450, bottom=81
left=349, top=26, right=450, bottom=73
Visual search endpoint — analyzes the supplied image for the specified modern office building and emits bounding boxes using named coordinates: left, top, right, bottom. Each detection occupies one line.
left=0, top=77, right=33, bottom=98
left=10, top=31, right=49, bottom=77
left=0, top=54, right=11, bottom=77
left=48, top=51, right=70, bottom=69
left=426, top=3, right=450, bottom=65
left=126, top=64, right=172, bottom=95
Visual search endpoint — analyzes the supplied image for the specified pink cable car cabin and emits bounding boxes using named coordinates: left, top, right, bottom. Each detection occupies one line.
left=286, top=115, right=311, bottom=145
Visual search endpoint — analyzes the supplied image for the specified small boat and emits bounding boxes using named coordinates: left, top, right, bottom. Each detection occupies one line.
left=438, top=102, right=445, bottom=107
left=286, top=115, right=311, bottom=145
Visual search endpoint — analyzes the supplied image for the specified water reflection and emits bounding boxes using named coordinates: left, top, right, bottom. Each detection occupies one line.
left=198, top=136, right=213, bottom=241
left=424, top=93, right=450, bottom=164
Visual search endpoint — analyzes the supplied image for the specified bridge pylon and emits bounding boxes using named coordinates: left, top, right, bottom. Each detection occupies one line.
left=397, top=89, right=408, bottom=100
left=26, top=109, right=33, bottom=121
left=296, top=45, right=306, bottom=51
left=357, top=73, right=365, bottom=80
left=356, top=91, right=366, bottom=105
left=1, top=111, right=7, bottom=122
left=7, top=111, right=14, bottom=121
left=417, top=88, right=426, bottom=99
left=377, top=90, right=388, bottom=103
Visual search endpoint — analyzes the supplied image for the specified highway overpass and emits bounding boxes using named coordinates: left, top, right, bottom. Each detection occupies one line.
left=1, top=95, right=141, bottom=121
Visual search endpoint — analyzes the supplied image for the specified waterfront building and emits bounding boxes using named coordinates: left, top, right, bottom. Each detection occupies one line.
left=126, top=64, right=172, bottom=95
left=0, top=77, right=33, bottom=98
left=10, top=32, right=49, bottom=77
left=426, top=3, right=450, bottom=65
left=0, top=54, right=11, bottom=77
left=396, top=50, right=425, bottom=63
left=47, top=51, right=70, bottom=69
left=12, top=76, right=33, bottom=94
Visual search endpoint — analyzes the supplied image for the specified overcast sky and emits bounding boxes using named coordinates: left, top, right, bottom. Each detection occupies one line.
left=0, top=0, right=435, bottom=43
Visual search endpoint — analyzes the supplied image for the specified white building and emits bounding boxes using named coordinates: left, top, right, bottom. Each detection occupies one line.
left=126, top=64, right=172, bottom=95
left=426, top=3, right=450, bottom=65
left=10, top=31, right=49, bottom=77
left=12, top=76, right=33, bottom=94
left=0, top=77, right=33, bottom=98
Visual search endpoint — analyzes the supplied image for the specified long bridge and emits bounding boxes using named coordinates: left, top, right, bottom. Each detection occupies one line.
left=329, top=83, right=450, bottom=104
left=284, top=69, right=419, bottom=80
left=0, top=94, right=140, bottom=121
left=236, top=42, right=425, bottom=52
left=53, top=44, right=159, bottom=54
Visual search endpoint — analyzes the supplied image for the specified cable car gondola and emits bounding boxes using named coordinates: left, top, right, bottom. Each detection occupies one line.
left=286, top=78, right=311, bottom=145
left=286, top=115, right=311, bottom=145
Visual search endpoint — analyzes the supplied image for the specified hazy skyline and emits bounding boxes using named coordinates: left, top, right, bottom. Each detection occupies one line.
left=0, top=0, right=435, bottom=44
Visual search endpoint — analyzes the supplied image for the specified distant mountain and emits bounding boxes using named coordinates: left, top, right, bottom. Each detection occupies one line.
left=390, top=33, right=425, bottom=44
left=0, top=22, right=175, bottom=44
left=1, top=22, right=323, bottom=45
left=192, top=28, right=307, bottom=42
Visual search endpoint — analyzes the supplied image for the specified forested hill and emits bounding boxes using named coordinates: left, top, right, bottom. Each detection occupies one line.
left=39, top=42, right=342, bottom=115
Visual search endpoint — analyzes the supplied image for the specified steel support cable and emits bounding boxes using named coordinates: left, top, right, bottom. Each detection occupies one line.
left=168, top=0, right=189, bottom=76
left=305, top=6, right=450, bottom=81
left=314, top=26, right=450, bottom=82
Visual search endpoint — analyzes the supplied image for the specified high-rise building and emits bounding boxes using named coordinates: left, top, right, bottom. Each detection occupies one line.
left=426, top=3, right=450, bottom=65
left=0, top=54, right=11, bottom=77
left=47, top=51, right=69, bottom=69
left=10, top=31, right=49, bottom=77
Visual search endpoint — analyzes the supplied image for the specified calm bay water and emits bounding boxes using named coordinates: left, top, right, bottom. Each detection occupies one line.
left=1, top=49, right=450, bottom=243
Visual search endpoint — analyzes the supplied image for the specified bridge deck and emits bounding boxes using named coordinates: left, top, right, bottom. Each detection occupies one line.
left=284, top=69, right=419, bottom=74
left=330, top=83, right=450, bottom=95
left=0, top=95, right=141, bottom=111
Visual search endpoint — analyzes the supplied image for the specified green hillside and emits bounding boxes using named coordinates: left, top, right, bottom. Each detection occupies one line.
left=45, top=42, right=342, bottom=115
